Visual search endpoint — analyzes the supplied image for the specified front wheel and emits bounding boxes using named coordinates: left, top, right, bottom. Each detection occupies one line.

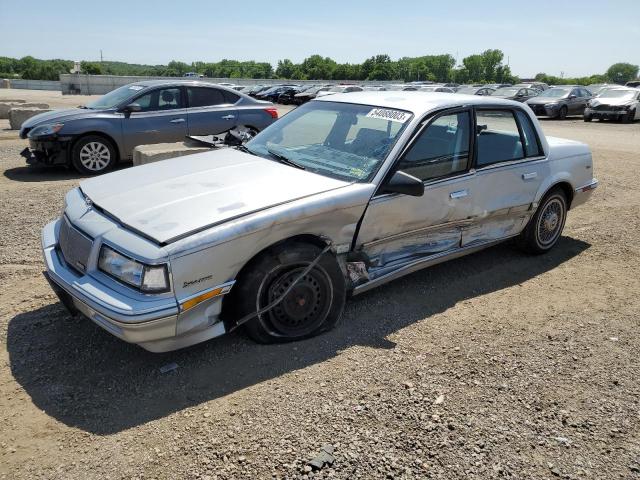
left=583, top=115, right=592, bottom=122
left=229, top=243, right=346, bottom=343
left=622, top=109, right=635, bottom=124
left=71, top=135, right=116, bottom=175
left=517, top=188, right=568, bottom=254
left=557, top=106, right=568, bottom=120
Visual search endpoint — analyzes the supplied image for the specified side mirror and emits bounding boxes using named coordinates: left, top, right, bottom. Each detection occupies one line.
left=382, top=170, right=424, bottom=197
left=121, top=103, right=142, bottom=117
left=569, top=94, right=577, bottom=99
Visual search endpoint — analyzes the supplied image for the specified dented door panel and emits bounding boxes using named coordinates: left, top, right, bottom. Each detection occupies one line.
left=355, top=174, right=475, bottom=278
left=461, top=159, right=548, bottom=246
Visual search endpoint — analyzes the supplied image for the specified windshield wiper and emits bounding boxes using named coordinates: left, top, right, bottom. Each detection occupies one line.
left=266, top=148, right=306, bottom=170
left=235, top=144, right=255, bottom=155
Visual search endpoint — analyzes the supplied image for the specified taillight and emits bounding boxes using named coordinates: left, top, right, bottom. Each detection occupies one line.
left=264, top=108, right=278, bottom=119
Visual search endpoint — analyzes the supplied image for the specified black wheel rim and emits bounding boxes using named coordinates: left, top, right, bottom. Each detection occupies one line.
left=258, top=264, right=333, bottom=338
left=536, top=197, right=565, bottom=247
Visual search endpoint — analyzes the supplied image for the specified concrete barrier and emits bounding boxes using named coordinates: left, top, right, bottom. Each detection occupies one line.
left=0, top=101, right=46, bottom=119
left=133, top=139, right=211, bottom=166
left=9, top=107, right=53, bottom=129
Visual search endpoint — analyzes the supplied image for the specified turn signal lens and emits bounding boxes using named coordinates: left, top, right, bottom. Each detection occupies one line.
left=180, top=284, right=233, bottom=312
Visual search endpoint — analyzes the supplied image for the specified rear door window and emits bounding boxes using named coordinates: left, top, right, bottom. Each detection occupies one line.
left=187, top=87, right=226, bottom=107
left=475, top=110, right=524, bottom=167
left=515, top=110, right=542, bottom=157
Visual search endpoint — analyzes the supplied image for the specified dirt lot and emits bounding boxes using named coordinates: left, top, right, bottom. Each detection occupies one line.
left=0, top=91, right=639, bottom=479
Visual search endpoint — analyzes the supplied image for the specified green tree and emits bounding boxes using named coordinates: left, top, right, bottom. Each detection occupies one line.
left=81, top=61, right=102, bottom=75
left=275, top=59, right=295, bottom=79
left=606, top=63, right=639, bottom=84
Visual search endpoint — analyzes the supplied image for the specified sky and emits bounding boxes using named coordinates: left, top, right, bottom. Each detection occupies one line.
left=1, top=0, right=638, bottom=78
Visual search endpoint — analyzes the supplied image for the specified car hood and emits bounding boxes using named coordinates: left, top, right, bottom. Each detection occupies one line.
left=590, top=96, right=635, bottom=107
left=80, top=149, right=350, bottom=244
left=21, top=107, right=104, bottom=128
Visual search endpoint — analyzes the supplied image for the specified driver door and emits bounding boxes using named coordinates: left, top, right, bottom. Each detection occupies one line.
left=121, top=86, right=188, bottom=157
left=355, top=109, right=476, bottom=278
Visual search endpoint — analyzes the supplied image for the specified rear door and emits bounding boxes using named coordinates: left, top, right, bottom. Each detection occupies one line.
left=356, top=109, right=476, bottom=276
left=186, top=86, right=239, bottom=136
left=122, top=86, right=188, bottom=156
left=461, top=108, right=548, bottom=246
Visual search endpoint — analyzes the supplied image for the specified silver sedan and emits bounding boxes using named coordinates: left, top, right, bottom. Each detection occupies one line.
left=42, top=92, right=597, bottom=351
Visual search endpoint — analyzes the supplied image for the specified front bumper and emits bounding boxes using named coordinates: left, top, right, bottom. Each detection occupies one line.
left=41, top=219, right=185, bottom=352
left=21, top=136, right=72, bottom=166
left=585, top=108, right=627, bottom=120
left=529, top=104, right=560, bottom=117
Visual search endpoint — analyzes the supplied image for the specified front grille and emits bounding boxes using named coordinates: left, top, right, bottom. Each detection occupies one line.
left=58, top=217, right=93, bottom=274
left=532, top=105, right=547, bottom=115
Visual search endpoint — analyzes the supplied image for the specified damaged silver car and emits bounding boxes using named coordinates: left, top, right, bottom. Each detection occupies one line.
left=42, top=92, right=598, bottom=352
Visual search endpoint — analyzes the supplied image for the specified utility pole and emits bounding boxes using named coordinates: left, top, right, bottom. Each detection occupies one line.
left=100, top=50, right=103, bottom=64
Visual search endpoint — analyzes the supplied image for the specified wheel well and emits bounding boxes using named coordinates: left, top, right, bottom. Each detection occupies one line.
left=551, top=181, right=574, bottom=208
left=69, top=132, right=120, bottom=164
left=220, top=234, right=330, bottom=321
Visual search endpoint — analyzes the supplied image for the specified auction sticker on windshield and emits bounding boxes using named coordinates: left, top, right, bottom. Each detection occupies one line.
left=366, top=108, right=411, bottom=123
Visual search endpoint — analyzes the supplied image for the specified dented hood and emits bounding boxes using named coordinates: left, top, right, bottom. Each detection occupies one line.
left=80, top=148, right=349, bottom=244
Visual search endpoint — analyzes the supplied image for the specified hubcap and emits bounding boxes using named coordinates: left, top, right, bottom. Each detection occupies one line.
left=259, top=264, right=332, bottom=337
left=537, top=197, right=564, bottom=246
left=79, top=142, right=111, bottom=171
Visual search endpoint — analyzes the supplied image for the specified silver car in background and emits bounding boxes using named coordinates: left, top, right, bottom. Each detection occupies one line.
left=42, top=92, right=597, bottom=352
left=584, top=87, right=640, bottom=123
left=20, top=80, right=278, bottom=174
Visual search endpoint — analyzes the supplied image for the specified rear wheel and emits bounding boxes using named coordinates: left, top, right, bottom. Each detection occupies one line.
left=518, top=188, right=568, bottom=254
left=71, top=135, right=116, bottom=175
left=229, top=242, right=346, bottom=343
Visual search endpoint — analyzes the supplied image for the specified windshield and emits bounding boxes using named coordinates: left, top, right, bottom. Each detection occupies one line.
left=597, top=89, right=635, bottom=99
left=85, top=84, right=147, bottom=109
left=540, top=88, right=571, bottom=98
left=245, top=102, right=412, bottom=182
left=456, top=87, right=478, bottom=94
left=329, top=86, right=348, bottom=92
left=491, top=88, right=519, bottom=96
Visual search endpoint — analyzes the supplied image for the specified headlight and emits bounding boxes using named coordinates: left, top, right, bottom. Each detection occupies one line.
left=98, top=245, right=169, bottom=293
left=544, top=103, right=559, bottom=108
left=27, top=123, right=64, bottom=138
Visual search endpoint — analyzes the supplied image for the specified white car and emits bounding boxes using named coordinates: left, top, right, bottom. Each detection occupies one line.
left=584, top=88, right=640, bottom=123
left=316, top=85, right=364, bottom=98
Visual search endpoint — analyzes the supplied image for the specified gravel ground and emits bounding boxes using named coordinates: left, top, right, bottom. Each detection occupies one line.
left=0, top=96, right=639, bottom=479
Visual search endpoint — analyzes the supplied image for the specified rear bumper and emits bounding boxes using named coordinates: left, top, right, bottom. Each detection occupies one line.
left=572, top=179, right=598, bottom=209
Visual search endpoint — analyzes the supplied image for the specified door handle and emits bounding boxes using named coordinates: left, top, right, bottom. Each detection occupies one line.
left=450, top=189, right=468, bottom=199
left=522, top=172, right=538, bottom=180
left=221, top=115, right=236, bottom=120
left=169, top=118, right=185, bottom=123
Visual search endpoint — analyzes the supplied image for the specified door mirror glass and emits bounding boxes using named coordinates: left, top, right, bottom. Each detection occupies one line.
left=382, top=170, right=424, bottom=197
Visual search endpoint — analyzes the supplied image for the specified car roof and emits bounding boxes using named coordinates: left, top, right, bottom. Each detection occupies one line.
left=314, top=91, right=523, bottom=115
left=126, top=79, right=229, bottom=88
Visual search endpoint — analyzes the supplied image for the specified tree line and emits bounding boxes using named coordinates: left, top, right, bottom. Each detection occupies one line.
left=1, top=52, right=638, bottom=86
